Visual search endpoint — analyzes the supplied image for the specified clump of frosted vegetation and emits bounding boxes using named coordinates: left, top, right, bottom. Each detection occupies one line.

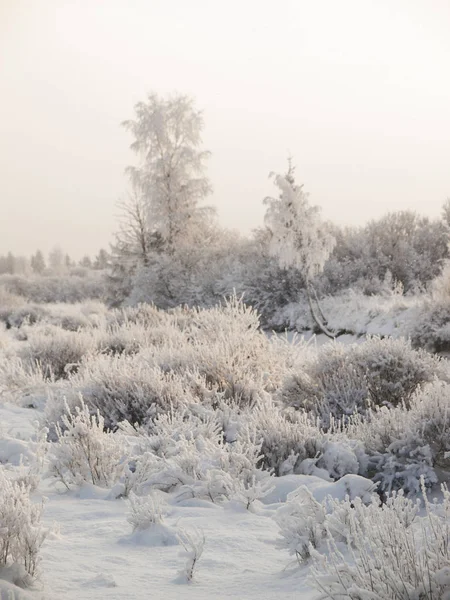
left=42, top=295, right=306, bottom=431
left=308, top=481, right=450, bottom=600
left=281, top=336, right=440, bottom=425
left=127, top=491, right=163, bottom=531
left=176, top=528, right=205, bottom=583
left=118, top=407, right=275, bottom=506
left=70, top=356, right=198, bottom=429
left=0, top=467, right=48, bottom=586
left=344, top=380, right=450, bottom=494
left=20, top=325, right=97, bottom=379
left=410, top=265, right=450, bottom=354
left=274, top=476, right=450, bottom=599
left=48, top=398, right=126, bottom=489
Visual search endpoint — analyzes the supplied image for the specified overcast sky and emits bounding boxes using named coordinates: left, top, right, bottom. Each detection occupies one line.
left=1, top=0, right=450, bottom=259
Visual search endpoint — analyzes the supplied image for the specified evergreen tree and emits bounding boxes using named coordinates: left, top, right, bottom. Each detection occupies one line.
left=31, top=250, right=46, bottom=274
left=264, top=159, right=336, bottom=336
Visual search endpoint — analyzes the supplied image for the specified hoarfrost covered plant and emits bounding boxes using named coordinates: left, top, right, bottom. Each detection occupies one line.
left=122, top=92, right=213, bottom=252
left=276, top=487, right=327, bottom=562
left=281, top=336, right=439, bottom=425
left=310, top=481, right=450, bottom=600
left=344, top=380, right=450, bottom=494
left=127, top=491, right=163, bottom=532
left=264, top=160, right=336, bottom=337
left=0, top=468, right=48, bottom=585
left=48, top=397, right=126, bottom=489
left=176, top=528, right=205, bottom=583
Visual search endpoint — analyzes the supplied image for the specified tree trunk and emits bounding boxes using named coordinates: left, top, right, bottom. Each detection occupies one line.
left=305, top=280, right=335, bottom=339
left=311, top=284, right=328, bottom=325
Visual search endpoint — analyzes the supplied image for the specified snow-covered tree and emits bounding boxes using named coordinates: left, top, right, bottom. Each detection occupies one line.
left=30, top=250, right=46, bottom=275
left=109, top=92, right=216, bottom=307
left=79, top=255, right=92, bottom=269
left=93, top=248, right=109, bottom=270
left=48, top=246, right=66, bottom=275
left=264, top=160, right=336, bottom=336
left=122, top=92, right=213, bottom=253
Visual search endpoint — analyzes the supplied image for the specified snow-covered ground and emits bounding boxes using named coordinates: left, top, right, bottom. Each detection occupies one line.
left=1, top=297, right=449, bottom=599
left=1, top=402, right=318, bottom=600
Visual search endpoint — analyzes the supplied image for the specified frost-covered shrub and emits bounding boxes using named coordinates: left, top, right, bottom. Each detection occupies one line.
left=276, top=477, right=378, bottom=564
left=243, top=400, right=364, bottom=479
left=48, top=398, right=126, bottom=489
left=0, top=355, right=49, bottom=406
left=117, top=406, right=272, bottom=504
left=412, top=381, right=450, bottom=469
left=244, top=400, right=323, bottom=475
left=94, top=320, right=167, bottom=356
left=21, top=325, right=96, bottom=379
left=281, top=337, right=439, bottom=424
left=127, top=491, right=163, bottom=531
left=2, top=304, right=50, bottom=329
left=181, top=296, right=281, bottom=404
left=142, top=407, right=223, bottom=457
left=110, top=303, right=166, bottom=329
left=281, top=344, right=368, bottom=424
left=372, top=431, right=438, bottom=495
left=0, top=468, right=48, bottom=584
left=355, top=336, right=439, bottom=408
left=310, top=483, right=450, bottom=600
left=71, top=355, right=198, bottom=429
left=276, top=487, right=327, bottom=562
left=51, top=311, right=91, bottom=332
left=410, top=297, right=450, bottom=354
left=176, top=528, right=205, bottom=583
left=344, top=381, right=450, bottom=494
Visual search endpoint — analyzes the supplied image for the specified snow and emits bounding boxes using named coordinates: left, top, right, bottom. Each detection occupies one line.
left=0, top=402, right=316, bottom=600
left=39, top=479, right=313, bottom=599
left=261, top=474, right=376, bottom=506
left=1, top=297, right=448, bottom=599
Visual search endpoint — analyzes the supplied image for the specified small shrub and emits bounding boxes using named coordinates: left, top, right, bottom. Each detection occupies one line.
left=310, top=482, right=450, bottom=600
left=281, top=337, right=439, bottom=424
left=21, top=326, right=95, bottom=379
left=48, top=398, right=126, bottom=489
left=355, top=336, right=439, bottom=408
left=344, top=381, right=450, bottom=494
left=71, top=355, right=198, bottom=429
left=0, top=468, right=48, bottom=585
left=176, top=528, right=205, bottom=583
left=127, top=491, right=163, bottom=532
left=276, top=487, right=327, bottom=562
left=410, top=297, right=450, bottom=354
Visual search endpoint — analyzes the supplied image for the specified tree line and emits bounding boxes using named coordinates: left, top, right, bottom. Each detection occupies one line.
left=0, top=248, right=110, bottom=276
left=108, top=92, right=450, bottom=330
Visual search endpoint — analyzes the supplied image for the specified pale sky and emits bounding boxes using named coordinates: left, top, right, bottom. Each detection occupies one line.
left=1, top=0, right=450, bottom=259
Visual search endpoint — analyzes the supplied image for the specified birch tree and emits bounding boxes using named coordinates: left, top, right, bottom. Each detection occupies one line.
left=122, top=92, right=213, bottom=253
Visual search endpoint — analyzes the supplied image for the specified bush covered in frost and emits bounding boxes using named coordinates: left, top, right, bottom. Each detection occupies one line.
left=309, top=481, right=450, bottom=600
left=0, top=468, right=48, bottom=585
left=410, top=298, right=450, bottom=354
left=281, top=337, right=439, bottom=424
left=0, top=272, right=107, bottom=303
left=48, top=398, right=126, bottom=489
left=20, top=325, right=97, bottom=379
left=70, top=356, right=199, bottom=429
left=344, top=380, right=450, bottom=494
